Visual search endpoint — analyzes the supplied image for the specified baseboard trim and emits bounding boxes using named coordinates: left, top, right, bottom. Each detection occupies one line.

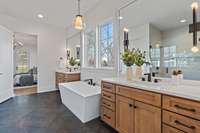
left=37, top=87, right=58, bottom=93
left=0, top=90, right=14, bottom=103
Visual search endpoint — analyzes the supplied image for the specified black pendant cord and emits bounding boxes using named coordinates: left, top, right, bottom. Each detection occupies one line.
left=78, top=0, right=81, bottom=15
left=193, top=7, right=197, bottom=47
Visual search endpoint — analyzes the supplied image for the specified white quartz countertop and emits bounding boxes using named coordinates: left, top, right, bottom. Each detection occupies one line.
left=56, top=69, right=80, bottom=74
left=102, top=77, right=200, bottom=102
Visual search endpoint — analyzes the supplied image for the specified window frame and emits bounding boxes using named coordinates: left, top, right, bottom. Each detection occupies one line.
left=98, top=20, right=114, bottom=68
left=82, top=18, right=115, bottom=69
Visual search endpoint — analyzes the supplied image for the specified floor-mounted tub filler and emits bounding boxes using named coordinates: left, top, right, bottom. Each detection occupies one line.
left=59, top=81, right=101, bottom=123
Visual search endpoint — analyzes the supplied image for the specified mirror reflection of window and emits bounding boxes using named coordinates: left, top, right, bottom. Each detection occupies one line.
left=84, top=30, right=96, bottom=67
left=163, top=46, right=176, bottom=68
left=150, top=48, right=160, bottom=67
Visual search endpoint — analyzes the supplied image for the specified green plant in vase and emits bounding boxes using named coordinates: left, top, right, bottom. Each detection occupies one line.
left=121, top=49, right=135, bottom=80
left=132, top=49, right=145, bottom=79
left=69, top=57, right=77, bottom=66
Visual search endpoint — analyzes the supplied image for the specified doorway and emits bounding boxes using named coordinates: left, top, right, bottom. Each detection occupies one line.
left=13, top=32, right=38, bottom=96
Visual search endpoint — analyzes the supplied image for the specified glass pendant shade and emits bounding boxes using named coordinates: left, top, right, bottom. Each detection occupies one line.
left=191, top=46, right=199, bottom=53
left=74, top=15, right=84, bottom=30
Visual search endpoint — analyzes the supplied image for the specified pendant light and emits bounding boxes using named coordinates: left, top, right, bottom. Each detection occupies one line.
left=191, top=2, right=199, bottom=53
left=74, top=0, right=85, bottom=30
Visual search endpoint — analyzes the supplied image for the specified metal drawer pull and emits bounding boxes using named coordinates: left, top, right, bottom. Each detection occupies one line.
left=104, top=114, right=111, bottom=119
left=174, top=120, right=196, bottom=130
left=174, top=105, right=196, bottom=112
left=103, top=94, right=111, bottom=98
left=103, top=102, right=111, bottom=107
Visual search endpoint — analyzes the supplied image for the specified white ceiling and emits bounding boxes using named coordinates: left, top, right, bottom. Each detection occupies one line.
left=0, top=0, right=198, bottom=31
left=120, top=0, right=198, bottom=31
left=14, top=32, right=37, bottom=46
left=0, top=0, right=101, bottom=28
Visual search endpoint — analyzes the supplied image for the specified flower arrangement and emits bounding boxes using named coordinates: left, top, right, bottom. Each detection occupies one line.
left=121, top=49, right=135, bottom=67
left=122, top=48, right=146, bottom=80
left=121, top=48, right=145, bottom=67
left=69, top=57, right=77, bottom=66
left=132, top=49, right=145, bottom=67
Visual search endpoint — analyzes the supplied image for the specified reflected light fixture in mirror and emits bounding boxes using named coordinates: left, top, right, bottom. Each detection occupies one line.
left=191, top=2, right=199, bottom=53
left=180, top=19, right=186, bottom=23
left=118, top=16, right=123, bottom=20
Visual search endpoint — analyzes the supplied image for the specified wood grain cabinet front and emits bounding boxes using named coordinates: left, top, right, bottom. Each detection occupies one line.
left=163, top=95, right=200, bottom=120
left=102, top=82, right=116, bottom=93
left=116, top=95, right=134, bottom=133
left=134, top=101, right=161, bottom=133
left=101, top=106, right=116, bottom=129
left=102, top=91, right=116, bottom=102
left=55, top=72, right=80, bottom=88
left=163, top=110, right=200, bottom=133
left=116, top=85, right=161, bottom=107
left=163, top=124, right=185, bottom=133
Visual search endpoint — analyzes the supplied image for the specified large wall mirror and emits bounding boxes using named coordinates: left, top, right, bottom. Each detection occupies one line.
left=119, top=0, right=200, bottom=80
left=66, top=32, right=81, bottom=68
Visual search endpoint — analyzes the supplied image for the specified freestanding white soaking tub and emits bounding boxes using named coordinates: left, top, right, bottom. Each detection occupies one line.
left=59, top=81, right=101, bottom=123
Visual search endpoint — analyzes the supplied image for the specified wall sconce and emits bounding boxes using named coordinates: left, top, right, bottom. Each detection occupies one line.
left=191, top=2, right=199, bottom=53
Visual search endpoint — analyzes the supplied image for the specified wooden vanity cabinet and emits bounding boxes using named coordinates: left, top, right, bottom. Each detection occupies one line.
left=116, top=95, right=134, bottom=133
left=101, top=82, right=116, bottom=128
left=55, top=72, right=80, bottom=88
left=101, top=81, right=200, bottom=133
left=134, top=101, right=161, bottom=133
left=101, top=82, right=162, bottom=133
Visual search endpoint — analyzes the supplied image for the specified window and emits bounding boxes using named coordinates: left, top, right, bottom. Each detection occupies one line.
left=99, top=22, right=114, bottom=67
left=83, top=20, right=114, bottom=68
left=84, top=30, right=96, bottom=67
left=15, top=48, right=29, bottom=73
left=164, top=46, right=176, bottom=67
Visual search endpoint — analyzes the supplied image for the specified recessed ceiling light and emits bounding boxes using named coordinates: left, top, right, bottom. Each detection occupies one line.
left=180, top=19, right=186, bottom=23
left=37, top=14, right=44, bottom=19
left=118, top=16, right=123, bottom=20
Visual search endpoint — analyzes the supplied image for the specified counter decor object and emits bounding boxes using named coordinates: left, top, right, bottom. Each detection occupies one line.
left=133, top=49, right=145, bottom=79
left=121, top=49, right=134, bottom=80
left=171, top=70, right=183, bottom=85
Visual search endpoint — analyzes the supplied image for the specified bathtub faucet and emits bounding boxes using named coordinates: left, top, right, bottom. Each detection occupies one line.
left=84, top=79, right=95, bottom=86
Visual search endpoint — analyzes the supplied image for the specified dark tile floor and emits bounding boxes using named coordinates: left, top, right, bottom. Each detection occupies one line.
left=0, top=91, right=117, bottom=133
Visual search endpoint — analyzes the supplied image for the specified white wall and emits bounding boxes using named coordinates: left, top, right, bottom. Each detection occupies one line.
left=0, top=14, right=67, bottom=93
left=0, top=26, right=14, bottom=103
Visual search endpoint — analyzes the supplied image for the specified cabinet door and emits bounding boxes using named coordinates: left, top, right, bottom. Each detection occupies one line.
left=134, top=101, right=161, bottom=133
left=116, top=95, right=134, bottom=133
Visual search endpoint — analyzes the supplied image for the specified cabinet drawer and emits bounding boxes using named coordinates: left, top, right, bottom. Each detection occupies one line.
left=102, top=99, right=115, bottom=111
left=56, top=72, right=65, bottom=78
left=102, top=91, right=116, bottom=102
left=64, top=74, right=80, bottom=82
left=116, top=85, right=161, bottom=107
left=163, top=124, right=185, bottom=133
left=163, top=110, right=200, bottom=133
left=163, top=95, right=200, bottom=120
left=101, top=106, right=115, bottom=128
left=102, top=82, right=115, bottom=93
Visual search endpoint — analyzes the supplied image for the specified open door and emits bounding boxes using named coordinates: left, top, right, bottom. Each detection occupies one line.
left=0, top=25, right=14, bottom=103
